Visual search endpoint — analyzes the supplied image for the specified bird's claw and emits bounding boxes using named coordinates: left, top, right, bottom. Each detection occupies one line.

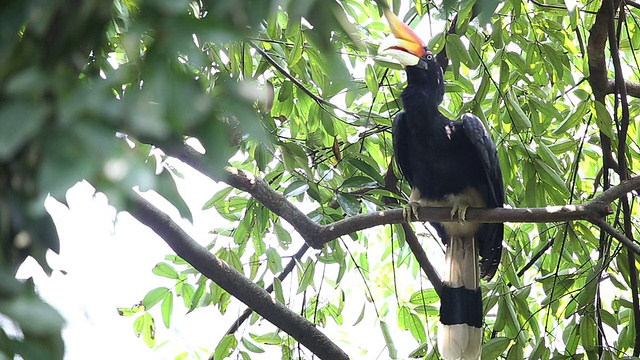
left=403, top=201, right=421, bottom=223
left=451, top=203, right=469, bottom=223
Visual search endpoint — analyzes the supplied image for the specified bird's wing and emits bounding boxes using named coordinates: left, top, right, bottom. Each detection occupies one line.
left=461, top=113, right=504, bottom=280
left=461, top=113, right=504, bottom=207
left=392, top=111, right=414, bottom=186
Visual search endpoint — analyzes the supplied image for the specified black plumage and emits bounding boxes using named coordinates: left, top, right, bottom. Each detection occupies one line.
left=392, top=60, right=504, bottom=280
left=378, top=8, right=504, bottom=358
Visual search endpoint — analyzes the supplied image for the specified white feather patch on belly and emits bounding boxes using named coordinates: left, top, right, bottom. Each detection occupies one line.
left=412, top=186, right=486, bottom=237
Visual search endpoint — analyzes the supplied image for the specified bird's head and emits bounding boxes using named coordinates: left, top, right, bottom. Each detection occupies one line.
left=377, top=8, right=437, bottom=72
left=378, top=8, right=444, bottom=105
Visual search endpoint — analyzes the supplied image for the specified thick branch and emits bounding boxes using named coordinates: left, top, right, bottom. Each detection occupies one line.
left=311, top=201, right=617, bottom=248
left=588, top=0, right=623, bottom=100
left=606, top=79, right=640, bottom=98
left=130, top=193, right=348, bottom=360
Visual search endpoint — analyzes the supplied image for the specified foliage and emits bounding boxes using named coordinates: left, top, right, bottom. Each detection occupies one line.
left=2, top=0, right=640, bottom=359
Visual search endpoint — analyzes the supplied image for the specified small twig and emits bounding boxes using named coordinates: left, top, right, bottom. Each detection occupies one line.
left=248, top=40, right=360, bottom=119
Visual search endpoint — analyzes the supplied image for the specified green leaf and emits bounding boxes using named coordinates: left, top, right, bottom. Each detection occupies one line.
left=397, top=305, right=411, bottom=330
left=0, top=296, right=65, bottom=336
left=481, top=337, right=511, bottom=360
left=0, top=103, right=47, bottom=160
left=553, top=99, right=589, bottom=136
left=152, top=262, right=179, bottom=279
left=254, top=143, right=269, bottom=172
left=250, top=332, right=282, bottom=345
left=297, top=259, right=315, bottom=294
left=592, top=100, right=614, bottom=138
left=408, top=313, right=426, bottom=343
left=580, top=315, right=597, bottom=350
left=241, top=337, right=265, bottom=353
left=446, top=34, right=473, bottom=68
left=273, top=221, right=292, bottom=248
left=535, top=159, right=570, bottom=196
left=225, top=249, right=244, bottom=274
left=283, top=180, right=309, bottom=197
left=506, top=340, right=523, bottom=360
left=214, top=334, right=238, bottom=360
left=380, top=320, right=397, bottom=359
left=266, top=247, right=284, bottom=274
left=340, top=176, right=378, bottom=189
left=507, top=90, right=531, bottom=128
left=273, top=278, right=285, bottom=304
left=563, top=319, right=579, bottom=354
left=161, top=291, right=173, bottom=328
left=577, top=260, right=601, bottom=310
left=336, top=192, right=361, bottom=216
left=477, top=0, right=500, bottom=26
left=188, top=280, right=206, bottom=313
left=142, top=287, right=170, bottom=310
left=345, top=157, right=384, bottom=184
left=180, top=283, right=195, bottom=308
left=529, top=337, right=547, bottom=360
left=278, top=80, right=293, bottom=102
left=365, top=64, right=379, bottom=94
left=409, top=289, right=440, bottom=305
left=133, top=313, right=156, bottom=347
left=352, top=303, right=366, bottom=326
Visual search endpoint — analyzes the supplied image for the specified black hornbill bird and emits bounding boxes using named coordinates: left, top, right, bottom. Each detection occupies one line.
left=378, top=9, right=504, bottom=360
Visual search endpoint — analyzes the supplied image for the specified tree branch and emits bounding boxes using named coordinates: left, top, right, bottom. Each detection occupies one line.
left=590, top=218, right=640, bottom=258
left=173, top=144, right=640, bottom=253
left=588, top=0, right=623, bottom=100
left=129, top=192, right=348, bottom=360
left=606, top=78, right=640, bottom=98
left=249, top=40, right=360, bottom=118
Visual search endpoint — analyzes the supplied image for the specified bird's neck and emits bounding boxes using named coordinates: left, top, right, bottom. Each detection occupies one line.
left=403, top=66, right=445, bottom=114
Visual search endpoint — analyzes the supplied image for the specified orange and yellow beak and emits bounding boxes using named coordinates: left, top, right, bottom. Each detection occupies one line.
left=378, top=8, right=426, bottom=66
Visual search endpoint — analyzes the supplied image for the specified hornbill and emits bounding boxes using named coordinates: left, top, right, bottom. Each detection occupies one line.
left=378, top=9, right=504, bottom=360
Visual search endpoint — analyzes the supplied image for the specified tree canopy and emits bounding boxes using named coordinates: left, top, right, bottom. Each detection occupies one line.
left=1, top=0, right=640, bottom=359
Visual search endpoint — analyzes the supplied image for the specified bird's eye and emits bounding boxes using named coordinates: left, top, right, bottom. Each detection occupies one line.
left=426, top=54, right=433, bottom=60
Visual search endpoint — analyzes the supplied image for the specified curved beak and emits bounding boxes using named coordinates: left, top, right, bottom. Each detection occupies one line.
left=378, top=9, right=426, bottom=66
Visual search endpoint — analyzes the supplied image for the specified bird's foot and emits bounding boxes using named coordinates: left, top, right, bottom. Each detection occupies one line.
left=403, top=201, right=421, bottom=223
left=451, top=203, right=469, bottom=223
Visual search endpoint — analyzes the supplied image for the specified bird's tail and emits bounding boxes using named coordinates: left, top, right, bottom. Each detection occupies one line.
left=438, top=236, right=482, bottom=360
